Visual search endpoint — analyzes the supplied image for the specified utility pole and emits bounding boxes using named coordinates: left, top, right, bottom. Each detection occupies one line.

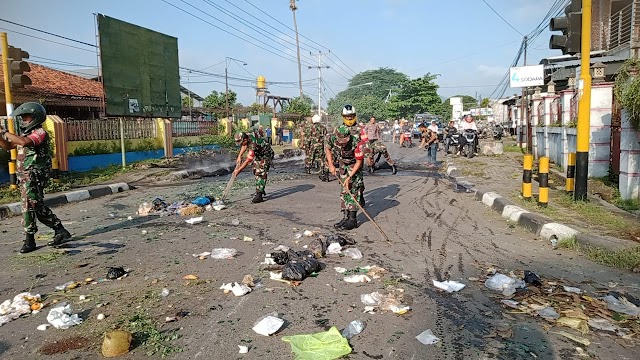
left=187, top=70, right=192, bottom=119
left=575, top=0, right=592, bottom=201
left=520, top=35, right=528, bottom=151
left=225, top=62, right=229, bottom=119
left=308, top=52, right=329, bottom=117
left=290, top=0, right=303, bottom=98
left=1, top=33, right=18, bottom=189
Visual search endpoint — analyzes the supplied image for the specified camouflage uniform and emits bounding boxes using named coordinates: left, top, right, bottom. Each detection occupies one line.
left=17, top=128, right=62, bottom=235
left=246, top=132, right=275, bottom=193
left=308, top=122, right=328, bottom=173
left=326, top=126, right=364, bottom=212
left=367, top=140, right=393, bottom=166
left=302, top=121, right=313, bottom=168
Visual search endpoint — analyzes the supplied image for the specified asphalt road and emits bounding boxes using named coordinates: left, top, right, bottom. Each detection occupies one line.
left=0, top=143, right=638, bottom=359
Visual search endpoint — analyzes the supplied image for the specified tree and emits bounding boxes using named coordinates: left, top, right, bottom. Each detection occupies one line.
left=203, top=90, right=238, bottom=110
left=387, top=74, right=441, bottom=119
left=327, top=68, right=409, bottom=120
left=282, top=95, right=314, bottom=116
left=480, top=98, right=491, bottom=108
left=182, top=96, right=193, bottom=107
left=246, top=102, right=273, bottom=115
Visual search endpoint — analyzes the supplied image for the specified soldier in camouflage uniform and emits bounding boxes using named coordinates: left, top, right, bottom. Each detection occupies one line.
left=364, top=116, right=397, bottom=174
left=233, top=130, right=275, bottom=203
left=0, top=103, right=71, bottom=253
left=309, top=114, right=330, bottom=181
left=325, top=105, right=364, bottom=231
left=300, top=117, right=314, bottom=173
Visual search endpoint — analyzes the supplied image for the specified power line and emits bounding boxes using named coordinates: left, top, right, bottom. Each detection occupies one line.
left=30, top=55, right=95, bottom=68
left=0, top=18, right=96, bottom=48
left=481, top=0, right=525, bottom=37
left=0, top=27, right=96, bottom=53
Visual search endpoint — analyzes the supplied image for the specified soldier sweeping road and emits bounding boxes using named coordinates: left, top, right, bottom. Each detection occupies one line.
left=232, top=130, right=275, bottom=203
left=0, top=102, right=71, bottom=253
left=325, top=105, right=364, bottom=231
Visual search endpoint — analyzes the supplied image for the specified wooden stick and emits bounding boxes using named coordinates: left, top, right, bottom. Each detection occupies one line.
left=335, top=175, right=392, bottom=242
left=221, top=173, right=237, bottom=201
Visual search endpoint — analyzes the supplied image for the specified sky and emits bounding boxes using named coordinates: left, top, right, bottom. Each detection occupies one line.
left=3, top=0, right=563, bottom=108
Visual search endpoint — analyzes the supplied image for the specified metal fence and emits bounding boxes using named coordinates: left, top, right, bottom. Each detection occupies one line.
left=537, top=101, right=545, bottom=126
left=66, top=118, right=156, bottom=141
left=569, top=93, right=579, bottom=124
left=607, top=1, right=636, bottom=53
left=550, top=98, right=561, bottom=125
left=172, top=120, right=218, bottom=137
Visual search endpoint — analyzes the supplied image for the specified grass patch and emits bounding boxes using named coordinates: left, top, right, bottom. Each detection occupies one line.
left=15, top=250, right=65, bottom=265
left=614, top=198, right=640, bottom=212
left=504, top=144, right=525, bottom=153
left=557, top=237, right=579, bottom=250
left=583, top=246, right=640, bottom=270
left=120, top=312, right=183, bottom=358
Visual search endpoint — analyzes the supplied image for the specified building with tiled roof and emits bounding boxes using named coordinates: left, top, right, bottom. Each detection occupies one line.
left=0, top=60, right=103, bottom=119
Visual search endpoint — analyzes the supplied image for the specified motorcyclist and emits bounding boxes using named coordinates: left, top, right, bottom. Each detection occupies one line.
left=399, top=119, right=412, bottom=147
left=457, top=114, right=479, bottom=156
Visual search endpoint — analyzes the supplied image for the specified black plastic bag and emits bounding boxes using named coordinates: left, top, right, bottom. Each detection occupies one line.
left=287, top=249, right=314, bottom=262
left=326, top=234, right=356, bottom=247
left=301, top=258, right=322, bottom=274
left=271, top=251, right=289, bottom=265
left=282, top=262, right=308, bottom=281
left=523, top=270, right=542, bottom=287
left=106, top=266, right=127, bottom=280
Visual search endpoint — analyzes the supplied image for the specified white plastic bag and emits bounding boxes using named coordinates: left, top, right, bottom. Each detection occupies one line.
left=326, top=242, right=342, bottom=254
left=344, top=248, right=363, bottom=260
left=602, top=295, right=640, bottom=317
left=211, top=248, right=238, bottom=259
left=433, top=280, right=466, bottom=293
left=46, top=303, right=83, bottom=329
left=416, top=329, right=440, bottom=345
left=484, top=273, right=525, bottom=296
left=252, top=315, right=284, bottom=336
left=344, top=275, right=371, bottom=283
left=360, top=292, right=384, bottom=306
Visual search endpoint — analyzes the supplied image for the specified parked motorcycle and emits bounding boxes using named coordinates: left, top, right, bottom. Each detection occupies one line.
left=493, top=125, right=504, bottom=140
left=460, top=129, right=477, bottom=158
left=444, top=128, right=460, bottom=154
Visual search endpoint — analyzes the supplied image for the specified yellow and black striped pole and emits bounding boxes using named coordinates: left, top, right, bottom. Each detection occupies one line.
left=1, top=33, right=17, bottom=189
left=522, top=154, right=533, bottom=201
left=575, top=0, right=592, bottom=201
left=538, top=157, right=549, bottom=207
left=566, top=152, right=576, bottom=193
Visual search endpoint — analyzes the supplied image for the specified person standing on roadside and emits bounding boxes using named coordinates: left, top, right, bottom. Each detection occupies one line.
left=392, top=120, right=400, bottom=143
left=364, top=116, right=397, bottom=174
left=0, top=102, right=72, bottom=253
left=309, top=114, right=329, bottom=181
left=300, top=117, right=314, bottom=173
left=265, top=126, right=272, bottom=145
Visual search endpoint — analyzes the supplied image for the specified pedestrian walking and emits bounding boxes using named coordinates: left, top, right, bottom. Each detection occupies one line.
left=0, top=102, right=71, bottom=253
left=265, top=126, right=272, bottom=145
left=325, top=104, right=364, bottom=231
left=233, top=130, right=275, bottom=203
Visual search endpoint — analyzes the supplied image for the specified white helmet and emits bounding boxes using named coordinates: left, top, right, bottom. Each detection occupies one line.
left=342, top=104, right=356, bottom=117
left=312, top=114, right=322, bottom=123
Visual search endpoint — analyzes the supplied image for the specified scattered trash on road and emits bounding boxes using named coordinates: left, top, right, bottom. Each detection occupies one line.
left=161, top=288, right=170, bottom=297
left=557, top=317, right=589, bottom=335
left=537, top=307, right=560, bottom=320
left=231, top=219, right=240, bottom=226
left=185, top=216, right=204, bottom=225
left=341, top=320, right=366, bottom=340
left=55, top=281, right=80, bottom=291
left=360, top=292, right=384, bottom=306
left=553, top=331, right=591, bottom=346
left=416, top=329, right=440, bottom=345
left=334, top=267, right=347, bottom=274
left=220, top=282, right=252, bottom=297
left=46, top=303, right=83, bottom=329
left=282, top=327, right=352, bottom=359
left=308, top=239, right=327, bottom=258
left=562, top=286, right=583, bottom=294
left=192, top=196, right=211, bottom=206
left=238, top=345, right=249, bottom=354
left=36, top=324, right=49, bottom=331
left=601, top=294, right=640, bottom=317
left=432, top=280, right=466, bottom=293
left=97, top=313, right=106, bottom=320
left=0, top=292, right=42, bottom=326
left=303, top=230, right=315, bottom=237
left=243, top=236, right=253, bottom=242
left=183, top=274, right=198, bottom=280
left=485, top=273, right=525, bottom=296
left=211, top=248, right=238, bottom=259
left=344, top=275, right=371, bottom=283
left=106, top=267, right=127, bottom=280
left=102, top=329, right=132, bottom=357
left=344, top=248, right=363, bottom=260
left=523, top=270, right=542, bottom=286
left=252, top=314, right=285, bottom=336
left=327, top=242, right=342, bottom=255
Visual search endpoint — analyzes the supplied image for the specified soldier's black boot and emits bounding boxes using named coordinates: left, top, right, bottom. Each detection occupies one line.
left=49, top=224, right=72, bottom=247
left=359, top=193, right=365, bottom=208
left=252, top=191, right=264, bottom=203
left=319, top=171, right=329, bottom=182
left=334, top=210, right=348, bottom=229
left=391, top=164, right=397, bottom=175
left=340, top=211, right=358, bottom=231
left=20, top=234, right=37, bottom=253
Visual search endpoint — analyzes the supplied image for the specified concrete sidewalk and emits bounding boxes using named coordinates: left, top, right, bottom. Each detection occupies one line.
left=0, top=182, right=131, bottom=219
left=443, top=153, right=638, bottom=252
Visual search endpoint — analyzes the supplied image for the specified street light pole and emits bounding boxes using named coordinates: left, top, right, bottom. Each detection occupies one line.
left=308, top=52, right=330, bottom=116
left=290, top=0, right=303, bottom=98
left=225, top=57, right=247, bottom=120
left=187, top=70, right=192, bottom=119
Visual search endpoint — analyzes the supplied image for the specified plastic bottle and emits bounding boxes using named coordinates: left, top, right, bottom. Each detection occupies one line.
left=341, top=320, right=366, bottom=339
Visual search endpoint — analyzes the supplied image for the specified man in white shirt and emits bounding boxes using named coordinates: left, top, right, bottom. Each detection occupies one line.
left=458, top=115, right=478, bottom=155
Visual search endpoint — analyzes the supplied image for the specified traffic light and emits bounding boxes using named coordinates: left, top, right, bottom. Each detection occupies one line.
left=7, top=45, right=31, bottom=88
left=549, top=0, right=582, bottom=55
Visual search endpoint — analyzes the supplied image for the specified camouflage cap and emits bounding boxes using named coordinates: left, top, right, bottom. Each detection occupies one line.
left=234, top=131, right=247, bottom=144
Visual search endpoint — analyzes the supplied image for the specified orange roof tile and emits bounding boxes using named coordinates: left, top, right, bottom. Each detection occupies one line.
left=0, top=59, right=103, bottom=98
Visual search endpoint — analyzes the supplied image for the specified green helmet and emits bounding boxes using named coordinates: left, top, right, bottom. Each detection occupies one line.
left=334, top=125, right=352, bottom=147
left=11, top=102, right=47, bottom=134
left=234, top=131, right=247, bottom=145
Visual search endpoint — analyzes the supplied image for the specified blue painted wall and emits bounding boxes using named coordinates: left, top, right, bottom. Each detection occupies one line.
left=67, top=145, right=221, bottom=172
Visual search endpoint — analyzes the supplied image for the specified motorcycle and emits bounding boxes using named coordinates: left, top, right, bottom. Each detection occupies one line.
left=443, top=129, right=460, bottom=155
left=493, top=125, right=504, bottom=140
left=460, top=129, right=477, bottom=158
left=400, top=131, right=413, bottom=148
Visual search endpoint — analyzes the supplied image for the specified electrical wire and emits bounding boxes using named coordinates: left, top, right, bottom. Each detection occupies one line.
left=0, top=27, right=96, bottom=53
left=481, top=0, right=525, bottom=37
left=0, top=18, right=96, bottom=48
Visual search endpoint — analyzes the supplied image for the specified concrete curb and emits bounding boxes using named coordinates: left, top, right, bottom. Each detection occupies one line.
left=443, top=159, right=634, bottom=251
left=0, top=182, right=131, bottom=219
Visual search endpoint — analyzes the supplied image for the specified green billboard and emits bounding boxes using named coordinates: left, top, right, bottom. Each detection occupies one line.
left=97, top=14, right=181, bottom=118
